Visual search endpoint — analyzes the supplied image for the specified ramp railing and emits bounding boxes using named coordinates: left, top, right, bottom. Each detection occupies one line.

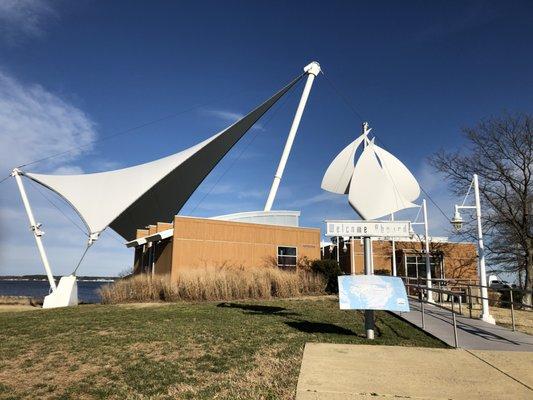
left=402, top=281, right=462, bottom=348
left=401, top=277, right=532, bottom=334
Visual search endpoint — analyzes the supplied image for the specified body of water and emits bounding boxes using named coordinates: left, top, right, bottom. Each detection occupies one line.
left=0, top=280, right=111, bottom=303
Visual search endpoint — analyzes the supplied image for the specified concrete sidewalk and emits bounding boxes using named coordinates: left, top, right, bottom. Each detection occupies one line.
left=394, top=299, right=533, bottom=351
left=296, top=343, right=533, bottom=399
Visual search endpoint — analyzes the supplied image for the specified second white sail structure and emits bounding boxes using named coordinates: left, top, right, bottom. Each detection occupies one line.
left=321, top=124, right=420, bottom=220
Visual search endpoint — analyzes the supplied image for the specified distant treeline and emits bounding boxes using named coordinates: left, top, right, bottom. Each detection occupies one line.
left=0, top=275, right=117, bottom=282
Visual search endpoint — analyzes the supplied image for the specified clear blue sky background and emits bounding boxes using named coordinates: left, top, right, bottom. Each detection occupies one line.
left=0, top=0, right=532, bottom=276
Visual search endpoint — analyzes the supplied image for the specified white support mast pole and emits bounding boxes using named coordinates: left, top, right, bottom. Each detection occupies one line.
left=336, top=237, right=340, bottom=265
left=11, top=168, right=57, bottom=291
left=473, top=174, right=495, bottom=324
left=350, top=237, right=355, bottom=275
left=391, top=213, right=397, bottom=276
left=264, top=61, right=321, bottom=211
left=422, top=199, right=433, bottom=303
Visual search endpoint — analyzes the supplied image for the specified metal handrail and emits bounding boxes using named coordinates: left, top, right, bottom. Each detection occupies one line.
left=412, top=277, right=533, bottom=311
left=403, top=281, right=461, bottom=348
left=401, top=276, right=532, bottom=332
left=404, top=276, right=533, bottom=295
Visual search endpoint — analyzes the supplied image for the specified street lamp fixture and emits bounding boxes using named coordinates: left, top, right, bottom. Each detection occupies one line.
left=451, top=206, right=464, bottom=232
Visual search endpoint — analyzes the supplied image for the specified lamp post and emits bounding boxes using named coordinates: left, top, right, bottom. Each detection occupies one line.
left=451, top=174, right=495, bottom=324
left=421, top=199, right=434, bottom=303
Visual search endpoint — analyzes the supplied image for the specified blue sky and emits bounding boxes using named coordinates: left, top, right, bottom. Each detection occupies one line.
left=1, top=0, right=532, bottom=276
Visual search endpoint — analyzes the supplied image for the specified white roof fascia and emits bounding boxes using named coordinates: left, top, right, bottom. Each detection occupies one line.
left=125, top=228, right=174, bottom=248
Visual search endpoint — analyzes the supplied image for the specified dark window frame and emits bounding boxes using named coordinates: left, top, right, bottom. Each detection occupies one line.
left=277, top=246, right=297, bottom=268
left=404, top=254, right=443, bottom=279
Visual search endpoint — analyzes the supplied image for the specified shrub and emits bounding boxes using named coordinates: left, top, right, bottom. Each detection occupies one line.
left=488, top=290, right=501, bottom=307
left=498, top=288, right=523, bottom=309
left=98, top=266, right=326, bottom=304
left=374, top=269, right=391, bottom=276
left=309, top=259, right=343, bottom=294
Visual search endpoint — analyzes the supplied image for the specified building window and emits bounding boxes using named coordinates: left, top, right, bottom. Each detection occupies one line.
left=404, top=254, right=442, bottom=279
left=278, top=246, right=297, bottom=268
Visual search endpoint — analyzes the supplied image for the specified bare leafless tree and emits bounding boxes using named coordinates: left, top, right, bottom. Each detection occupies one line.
left=429, top=112, right=532, bottom=306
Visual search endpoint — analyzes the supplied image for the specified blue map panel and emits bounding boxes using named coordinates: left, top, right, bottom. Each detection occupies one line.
left=338, top=275, right=410, bottom=312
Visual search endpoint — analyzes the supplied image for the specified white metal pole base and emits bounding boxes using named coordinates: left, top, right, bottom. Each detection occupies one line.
left=365, top=310, right=375, bottom=339
left=43, top=275, right=79, bottom=309
left=480, top=313, right=496, bottom=325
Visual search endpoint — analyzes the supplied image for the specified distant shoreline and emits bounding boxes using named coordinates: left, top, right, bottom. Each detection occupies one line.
left=0, top=280, right=111, bottom=304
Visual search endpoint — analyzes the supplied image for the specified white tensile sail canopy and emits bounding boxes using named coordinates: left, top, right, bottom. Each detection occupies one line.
left=321, top=128, right=420, bottom=220
left=23, top=74, right=302, bottom=241
left=320, top=129, right=370, bottom=194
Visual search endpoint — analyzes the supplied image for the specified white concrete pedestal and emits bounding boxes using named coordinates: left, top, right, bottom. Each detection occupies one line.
left=43, top=275, right=78, bottom=309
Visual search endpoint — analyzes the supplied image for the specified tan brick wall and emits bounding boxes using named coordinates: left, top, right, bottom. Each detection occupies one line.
left=154, top=239, right=172, bottom=275
left=135, top=229, right=149, bottom=239
left=170, top=216, right=320, bottom=280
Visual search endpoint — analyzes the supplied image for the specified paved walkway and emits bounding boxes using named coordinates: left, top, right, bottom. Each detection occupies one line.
left=394, top=299, right=533, bottom=351
left=296, top=343, right=533, bottom=399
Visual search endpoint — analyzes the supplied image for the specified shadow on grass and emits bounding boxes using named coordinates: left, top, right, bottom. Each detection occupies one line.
left=285, top=320, right=357, bottom=336
left=217, top=302, right=290, bottom=315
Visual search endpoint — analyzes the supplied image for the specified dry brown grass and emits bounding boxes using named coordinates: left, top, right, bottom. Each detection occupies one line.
left=0, top=347, right=102, bottom=400
left=0, top=305, right=37, bottom=313
left=0, top=296, right=34, bottom=306
left=99, top=266, right=326, bottom=304
left=437, top=302, right=533, bottom=336
left=488, top=306, right=533, bottom=335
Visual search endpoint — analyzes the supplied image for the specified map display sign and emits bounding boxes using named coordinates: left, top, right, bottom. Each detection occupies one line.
left=338, top=275, right=410, bottom=312
left=325, top=220, right=411, bottom=238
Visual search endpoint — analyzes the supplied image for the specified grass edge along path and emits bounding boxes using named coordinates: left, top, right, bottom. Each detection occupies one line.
left=0, top=297, right=446, bottom=400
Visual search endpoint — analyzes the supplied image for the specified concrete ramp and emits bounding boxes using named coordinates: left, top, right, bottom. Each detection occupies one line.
left=394, top=299, right=533, bottom=351
left=296, top=343, right=533, bottom=399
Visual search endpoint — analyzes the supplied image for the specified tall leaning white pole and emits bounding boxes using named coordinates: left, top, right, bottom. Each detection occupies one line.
left=264, top=61, right=321, bottom=211
left=422, top=199, right=434, bottom=303
left=11, top=168, right=57, bottom=291
left=473, top=174, right=495, bottom=324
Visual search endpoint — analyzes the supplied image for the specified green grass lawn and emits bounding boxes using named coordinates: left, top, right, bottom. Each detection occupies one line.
left=0, top=298, right=445, bottom=400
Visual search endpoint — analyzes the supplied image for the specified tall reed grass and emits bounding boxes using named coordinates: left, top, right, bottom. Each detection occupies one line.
left=99, top=266, right=326, bottom=304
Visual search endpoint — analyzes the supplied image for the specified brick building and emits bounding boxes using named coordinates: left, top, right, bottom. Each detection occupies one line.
left=127, top=213, right=321, bottom=280
left=322, top=236, right=478, bottom=281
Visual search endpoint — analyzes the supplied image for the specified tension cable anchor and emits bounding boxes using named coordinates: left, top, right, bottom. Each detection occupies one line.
left=31, top=223, right=45, bottom=237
